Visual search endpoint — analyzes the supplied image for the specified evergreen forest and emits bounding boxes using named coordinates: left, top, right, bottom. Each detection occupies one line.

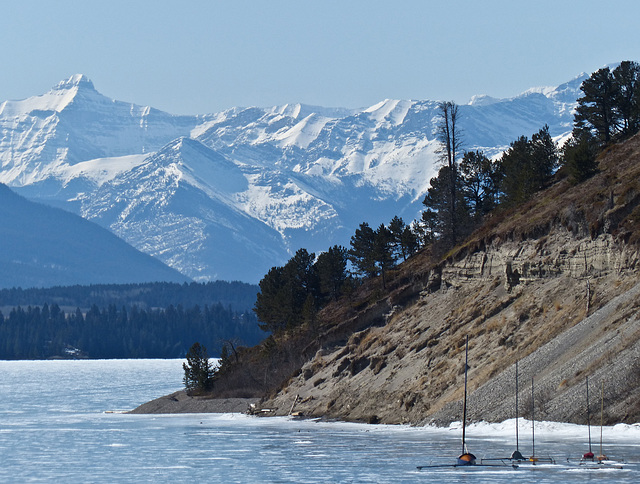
left=0, top=281, right=263, bottom=359
left=0, top=280, right=258, bottom=312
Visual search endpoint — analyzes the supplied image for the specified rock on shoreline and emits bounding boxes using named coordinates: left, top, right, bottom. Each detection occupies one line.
left=128, top=390, right=260, bottom=414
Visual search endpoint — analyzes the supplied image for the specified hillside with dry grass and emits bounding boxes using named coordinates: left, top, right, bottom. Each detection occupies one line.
left=174, top=133, right=640, bottom=425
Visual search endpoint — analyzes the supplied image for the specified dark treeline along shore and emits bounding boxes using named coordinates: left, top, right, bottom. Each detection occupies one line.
left=0, top=281, right=258, bottom=312
left=0, top=281, right=263, bottom=359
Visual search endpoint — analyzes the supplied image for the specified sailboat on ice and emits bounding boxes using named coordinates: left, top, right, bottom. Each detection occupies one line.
left=417, top=336, right=516, bottom=470
left=573, top=377, right=624, bottom=469
left=456, top=335, right=476, bottom=466
left=582, top=376, right=595, bottom=461
left=481, top=361, right=554, bottom=465
left=521, top=375, right=555, bottom=464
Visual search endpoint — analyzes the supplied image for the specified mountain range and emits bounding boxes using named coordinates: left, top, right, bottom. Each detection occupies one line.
left=0, top=72, right=586, bottom=284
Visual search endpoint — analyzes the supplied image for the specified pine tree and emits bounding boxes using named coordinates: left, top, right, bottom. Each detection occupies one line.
left=283, top=248, right=318, bottom=304
left=400, top=225, right=419, bottom=258
left=254, top=266, right=288, bottom=333
left=183, top=342, right=214, bottom=394
left=562, top=132, right=599, bottom=184
left=497, top=126, right=557, bottom=206
left=374, top=223, right=395, bottom=289
left=459, top=150, right=497, bottom=220
left=254, top=248, right=318, bottom=334
left=387, top=216, right=419, bottom=261
left=531, top=125, right=559, bottom=183
left=612, top=61, right=640, bottom=138
left=416, top=209, right=438, bottom=246
left=315, top=245, right=348, bottom=302
left=388, top=216, right=407, bottom=261
left=349, top=222, right=378, bottom=278
left=422, top=165, right=470, bottom=249
left=574, top=67, right=619, bottom=145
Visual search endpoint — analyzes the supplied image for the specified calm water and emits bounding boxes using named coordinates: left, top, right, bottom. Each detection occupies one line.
left=1, top=359, right=639, bottom=483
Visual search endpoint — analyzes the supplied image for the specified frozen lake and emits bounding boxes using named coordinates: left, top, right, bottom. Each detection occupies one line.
left=1, top=359, right=639, bottom=482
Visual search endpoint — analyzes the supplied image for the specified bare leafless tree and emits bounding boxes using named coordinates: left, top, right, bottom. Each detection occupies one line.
left=436, top=101, right=463, bottom=245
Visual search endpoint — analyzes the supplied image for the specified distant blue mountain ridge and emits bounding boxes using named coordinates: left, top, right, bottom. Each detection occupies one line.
left=0, top=183, right=189, bottom=289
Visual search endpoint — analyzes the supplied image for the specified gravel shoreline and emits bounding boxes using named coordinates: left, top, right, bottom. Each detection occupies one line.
left=128, top=390, right=261, bottom=414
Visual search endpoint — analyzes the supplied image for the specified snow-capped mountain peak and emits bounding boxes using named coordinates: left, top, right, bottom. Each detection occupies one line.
left=0, top=74, right=208, bottom=186
left=6, top=74, right=101, bottom=116
left=53, top=73, right=96, bottom=92
left=468, top=94, right=500, bottom=106
left=269, top=103, right=356, bottom=120
left=0, top=74, right=91, bottom=117
left=153, top=137, right=248, bottom=198
left=363, top=99, right=412, bottom=126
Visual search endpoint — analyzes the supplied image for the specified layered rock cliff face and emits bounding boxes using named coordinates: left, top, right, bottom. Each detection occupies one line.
left=263, top=230, right=639, bottom=425
left=261, top=134, right=640, bottom=425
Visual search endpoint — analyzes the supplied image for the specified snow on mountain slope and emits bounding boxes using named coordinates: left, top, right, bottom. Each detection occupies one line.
left=192, top=99, right=444, bottom=199
left=363, top=99, right=413, bottom=126
left=79, top=138, right=288, bottom=282
left=0, top=73, right=587, bottom=283
left=58, top=154, right=148, bottom=187
left=0, top=74, right=209, bottom=186
left=274, top=113, right=332, bottom=149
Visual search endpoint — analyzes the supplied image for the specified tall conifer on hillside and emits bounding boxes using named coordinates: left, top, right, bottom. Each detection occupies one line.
left=562, top=132, right=599, bottom=184
left=374, top=223, right=395, bottom=289
left=316, top=245, right=348, bottom=302
left=349, top=222, right=378, bottom=278
left=574, top=67, right=619, bottom=145
left=612, top=61, right=640, bottom=138
left=459, top=150, right=498, bottom=220
left=497, top=125, right=557, bottom=206
left=254, top=248, right=318, bottom=334
left=563, top=61, right=639, bottom=185
left=422, top=165, right=470, bottom=249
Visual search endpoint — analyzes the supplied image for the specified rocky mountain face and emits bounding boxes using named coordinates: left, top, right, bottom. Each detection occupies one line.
left=1, top=73, right=585, bottom=283
left=257, top=134, right=640, bottom=425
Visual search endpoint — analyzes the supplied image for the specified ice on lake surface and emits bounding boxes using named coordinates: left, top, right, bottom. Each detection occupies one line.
left=1, top=359, right=639, bottom=482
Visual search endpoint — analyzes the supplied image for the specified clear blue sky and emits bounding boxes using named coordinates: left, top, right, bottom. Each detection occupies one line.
left=1, top=1, right=639, bottom=114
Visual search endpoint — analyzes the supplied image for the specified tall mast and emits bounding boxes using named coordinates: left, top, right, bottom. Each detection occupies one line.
left=599, top=379, right=604, bottom=458
left=531, top=377, right=535, bottom=458
left=515, top=360, right=519, bottom=453
left=586, top=376, right=592, bottom=454
left=461, top=335, right=469, bottom=455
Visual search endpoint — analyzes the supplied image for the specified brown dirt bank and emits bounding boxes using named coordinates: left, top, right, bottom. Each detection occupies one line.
left=128, top=391, right=260, bottom=414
